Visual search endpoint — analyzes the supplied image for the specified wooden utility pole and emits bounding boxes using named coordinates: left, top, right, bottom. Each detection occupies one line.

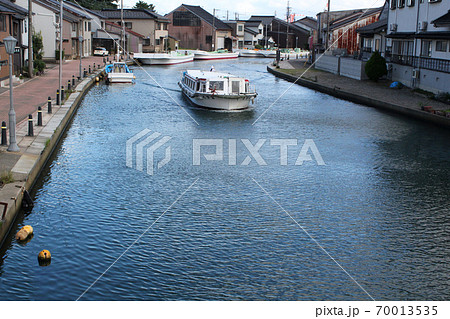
left=325, top=0, right=331, bottom=50
left=212, top=9, right=216, bottom=51
left=28, top=0, right=33, bottom=78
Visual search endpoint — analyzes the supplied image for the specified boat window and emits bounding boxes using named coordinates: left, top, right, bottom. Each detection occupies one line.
left=232, top=81, right=240, bottom=94
left=196, top=81, right=200, bottom=92
left=245, top=82, right=249, bottom=93
left=209, top=81, right=224, bottom=91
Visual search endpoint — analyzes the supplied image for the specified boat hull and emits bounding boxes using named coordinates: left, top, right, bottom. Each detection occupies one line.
left=179, top=84, right=255, bottom=111
left=193, top=52, right=239, bottom=60
left=134, top=53, right=194, bottom=65
left=107, top=73, right=134, bottom=83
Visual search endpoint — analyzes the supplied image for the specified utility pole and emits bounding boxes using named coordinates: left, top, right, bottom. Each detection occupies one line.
left=121, top=0, right=125, bottom=59
left=325, top=0, right=331, bottom=50
left=59, top=0, right=63, bottom=94
left=212, top=9, right=216, bottom=51
left=28, top=0, right=33, bottom=78
left=286, top=0, right=291, bottom=49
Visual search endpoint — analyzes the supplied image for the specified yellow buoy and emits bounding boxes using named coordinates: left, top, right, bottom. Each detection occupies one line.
left=16, top=225, right=34, bottom=241
left=38, top=250, right=51, bottom=261
left=95, top=77, right=100, bottom=82
left=16, top=229, right=29, bottom=241
left=23, top=225, right=33, bottom=235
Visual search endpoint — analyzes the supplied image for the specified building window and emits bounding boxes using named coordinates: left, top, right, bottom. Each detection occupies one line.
left=390, top=0, right=396, bottom=9
left=397, top=0, right=405, bottom=8
left=12, top=21, right=19, bottom=37
left=206, top=35, right=212, bottom=44
left=155, top=39, right=160, bottom=45
left=125, top=22, right=132, bottom=29
left=101, top=21, right=104, bottom=29
left=85, top=21, right=87, bottom=31
left=143, top=38, right=150, bottom=46
left=435, top=40, right=448, bottom=52
left=88, top=22, right=91, bottom=31
left=406, top=0, right=415, bottom=6
left=173, top=11, right=201, bottom=27
left=258, top=29, right=262, bottom=34
left=421, top=40, right=432, bottom=57
left=72, top=23, right=76, bottom=31
left=238, top=25, right=243, bottom=32
left=375, top=39, right=381, bottom=51
left=162, top=23, right=167, bottom=30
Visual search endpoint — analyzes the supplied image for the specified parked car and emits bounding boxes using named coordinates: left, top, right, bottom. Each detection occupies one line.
left=94, top=47, right=109, bottom=56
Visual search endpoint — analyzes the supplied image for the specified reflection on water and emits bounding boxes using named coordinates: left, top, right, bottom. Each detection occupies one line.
left=0, top=58, right=449, bottom=301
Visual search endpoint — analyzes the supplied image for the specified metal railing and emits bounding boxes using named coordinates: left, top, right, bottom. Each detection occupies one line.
left=390, top=54, right=450, bottom=74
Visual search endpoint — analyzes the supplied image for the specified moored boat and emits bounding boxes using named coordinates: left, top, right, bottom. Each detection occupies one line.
left=105, top=62, right=135, bottom=84
left=193, top=50, right=239, bottom=60
left=133, top=52, right=194, bottom=65
left=178, top=69, right=257, bottom=111
left=238, top=50, right=262, bottom=57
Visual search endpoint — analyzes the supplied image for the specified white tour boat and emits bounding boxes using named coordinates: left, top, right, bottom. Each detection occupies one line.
left=133, top=52, right=194, bottom=65
left=178, top=69, right=257, bottom=110
left=193, top=50, right=239, bottom=60
left=238, top=50, right=262, bottom=57
left=105, top=62, right=135, bottom=83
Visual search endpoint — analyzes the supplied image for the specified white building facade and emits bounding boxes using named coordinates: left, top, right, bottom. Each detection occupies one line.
left=387, top=0, right=450, bottom=93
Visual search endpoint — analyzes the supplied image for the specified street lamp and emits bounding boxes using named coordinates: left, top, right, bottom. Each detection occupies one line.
left=4, top=36, right=19, bottom=152
left=79, top=35, right=83, bottom=78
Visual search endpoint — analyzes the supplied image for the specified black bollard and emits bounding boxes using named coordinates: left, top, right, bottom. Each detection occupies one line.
left=61, top=86, right=65, bottom=103
left=56, top=89, right=60, bottom=106
left=72, top=75, right=75, bottom=86
left=83, top=68, right=87, bottom=77
left=37, top=107, right=42, bottom=126
left=93, top=63, right=96, bottom=70
left=68, top=79, right=71, bottom=91
left=27, top=114, right=33, bottom=137
left=48, top=96, right=52, bottom=114
left=89, top=65, right=91, bottom=73
left=1, top=121, right=6, bottom=146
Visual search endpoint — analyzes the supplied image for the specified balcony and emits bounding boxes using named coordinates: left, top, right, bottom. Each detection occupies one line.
left=390, top=54, right=450, bottom=74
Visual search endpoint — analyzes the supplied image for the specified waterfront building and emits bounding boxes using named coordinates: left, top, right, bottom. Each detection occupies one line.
left=224, top=20, right=245, bottom=50
left=99, top=8, right=168, bottom=53
left=0, top=0, right=28, bottom=82
left=248, top=15, right=310, bottom=49
left=165, top=4, right=233, bottom=51
left=104, top=21, right=144, bottom=54
left=244, top=20, right=264, bottom=48
left=356, top=2, right=389, bottom=60
left=387, top=0, right=450, bottom=94
left=328, top=7, right=383, bottom=55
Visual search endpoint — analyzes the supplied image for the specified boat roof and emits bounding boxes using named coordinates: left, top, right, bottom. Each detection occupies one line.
left=185, top=70, right=244, bottom=80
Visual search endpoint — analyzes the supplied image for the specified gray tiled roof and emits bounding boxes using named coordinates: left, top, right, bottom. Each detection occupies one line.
left=100, top=9, right=168, bottom=21
left=248, top=16, right=275, bottom=26
left=0, top=0, right=28, bottom=16
left=182, top=4, right=231, bottom=30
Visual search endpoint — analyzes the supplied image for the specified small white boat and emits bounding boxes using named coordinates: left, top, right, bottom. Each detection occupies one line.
left=258, top=50, right=277, bottom=58
left=178, top=69, right=257, bottom=111
left=105, top=62, right=135, bottom=83
left=133, top=52, right=194, bottom=65
left=239, top=50, right=262, bottom=58
left=193, top=50, right=239, bottom=60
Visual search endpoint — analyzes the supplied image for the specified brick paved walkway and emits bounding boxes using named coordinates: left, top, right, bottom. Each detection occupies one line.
left=0, top=56, right=105, bottom=125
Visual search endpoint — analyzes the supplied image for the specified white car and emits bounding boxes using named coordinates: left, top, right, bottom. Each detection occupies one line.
left=94, top=47, right=109, bottom=56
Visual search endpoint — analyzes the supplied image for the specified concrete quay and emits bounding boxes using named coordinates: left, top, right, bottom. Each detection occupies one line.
left=0, top=65, right=104, bottom=247
left=268, top=60, right=450, bottom=128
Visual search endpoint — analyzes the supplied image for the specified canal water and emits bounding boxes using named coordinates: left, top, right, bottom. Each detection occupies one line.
left=0, top=58, right=449, bottom=300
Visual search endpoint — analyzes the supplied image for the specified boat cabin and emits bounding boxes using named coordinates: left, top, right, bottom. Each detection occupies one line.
left=182, top=70, right=250, bottom=95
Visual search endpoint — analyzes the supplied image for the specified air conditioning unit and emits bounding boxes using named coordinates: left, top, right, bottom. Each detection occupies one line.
left=412, top=69, right=420, bottom=79
left=390, top=23, right=398, bottom=32
left=428, top=0, right=442, bottom=3
left=418, top=21, right=428, bottom=31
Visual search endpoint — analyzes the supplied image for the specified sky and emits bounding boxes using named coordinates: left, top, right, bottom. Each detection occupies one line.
left=122, top=0, right=386, bottom=19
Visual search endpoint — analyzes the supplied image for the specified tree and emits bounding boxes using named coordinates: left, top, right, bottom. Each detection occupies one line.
left=365, top=51, right=387, bottom=82
left=32, top=31, right=45, bottom=74
left=133, top=1, right=155, bottom=12
left=69, top=0, right=117, bottom=10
